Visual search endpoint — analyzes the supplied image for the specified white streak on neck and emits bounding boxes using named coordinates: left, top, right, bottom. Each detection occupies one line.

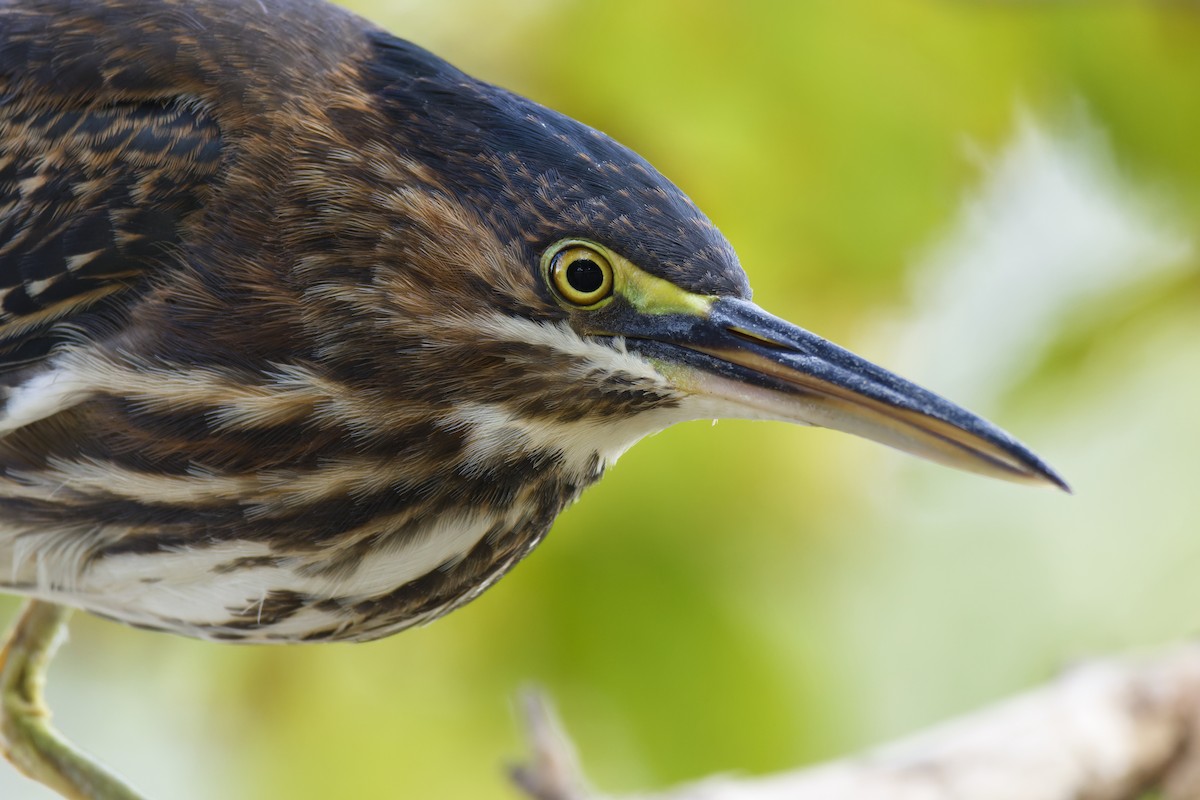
left=0, top=362, right=92, bottom=436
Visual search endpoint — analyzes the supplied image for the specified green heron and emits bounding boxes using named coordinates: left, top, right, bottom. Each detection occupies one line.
left=0, top=0, right=1066, bottom=796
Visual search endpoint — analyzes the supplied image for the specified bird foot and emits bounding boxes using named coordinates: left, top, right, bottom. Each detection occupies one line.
left=0, top=600, right=146, bottom=800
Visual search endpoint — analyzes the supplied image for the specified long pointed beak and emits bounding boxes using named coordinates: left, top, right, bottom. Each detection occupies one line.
left=626, top=297, right=1068, bottom=490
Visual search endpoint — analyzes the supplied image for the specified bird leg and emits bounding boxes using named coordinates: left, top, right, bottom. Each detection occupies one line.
left=0, top=600, right=145, bottom=800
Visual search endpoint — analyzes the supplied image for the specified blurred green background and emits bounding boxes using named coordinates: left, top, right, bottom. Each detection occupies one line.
left=5, top=1, right=1200, bottom=797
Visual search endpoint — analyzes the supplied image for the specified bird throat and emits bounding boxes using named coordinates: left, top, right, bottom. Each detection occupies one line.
left=0, top=326, right=684, bottom=642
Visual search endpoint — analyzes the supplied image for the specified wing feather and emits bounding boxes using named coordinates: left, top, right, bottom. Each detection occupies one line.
left=0, top=3, right=229, bottom=435
left=0, top=96, right=223, bottom=370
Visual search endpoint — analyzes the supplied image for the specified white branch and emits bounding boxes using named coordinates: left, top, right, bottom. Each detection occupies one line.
left=514, top=646, right=1200, bottom=800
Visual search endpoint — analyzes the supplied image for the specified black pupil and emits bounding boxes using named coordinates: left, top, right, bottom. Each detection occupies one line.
left=565, top=258, right=604, bottom=294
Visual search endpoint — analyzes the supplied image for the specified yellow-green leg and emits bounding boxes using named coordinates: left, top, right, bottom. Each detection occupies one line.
left=0, top=600, right=145, bottom=800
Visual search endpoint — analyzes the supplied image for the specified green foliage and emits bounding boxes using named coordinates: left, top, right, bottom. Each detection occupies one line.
left=8, top=2, right=1199, bottom=798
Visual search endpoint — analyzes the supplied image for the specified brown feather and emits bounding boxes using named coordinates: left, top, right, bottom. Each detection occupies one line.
left=0, top=0, right=719, bottom=642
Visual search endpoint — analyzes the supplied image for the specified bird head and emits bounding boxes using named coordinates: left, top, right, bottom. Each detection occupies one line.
left=281, top=30, right=1066, bottom=491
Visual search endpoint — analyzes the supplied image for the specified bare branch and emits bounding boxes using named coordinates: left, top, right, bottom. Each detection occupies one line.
left=514, top=646, right=1200, bottom=800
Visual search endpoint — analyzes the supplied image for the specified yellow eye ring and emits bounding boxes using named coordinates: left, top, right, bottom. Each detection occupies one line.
left=546, top=242, right=614, bottom=307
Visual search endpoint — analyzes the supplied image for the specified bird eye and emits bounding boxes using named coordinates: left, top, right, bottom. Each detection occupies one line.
left=546, top=243, right=614, bottom=307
